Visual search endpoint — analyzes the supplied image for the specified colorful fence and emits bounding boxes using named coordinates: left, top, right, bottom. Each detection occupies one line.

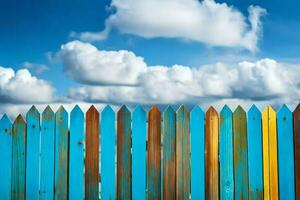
left=0, top=104, right=298, bottom=200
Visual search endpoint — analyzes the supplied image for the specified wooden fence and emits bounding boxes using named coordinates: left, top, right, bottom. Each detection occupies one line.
left=0, top=104, right=298, bottom=200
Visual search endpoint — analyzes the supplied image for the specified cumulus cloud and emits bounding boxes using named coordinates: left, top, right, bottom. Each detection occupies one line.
left=22, top=62, right=50, bottom=74
left=59, top=41, right=300, bottom=106
left=0, top=66, right=56, bottom=104
left=76, top=0, right=266, bottom=51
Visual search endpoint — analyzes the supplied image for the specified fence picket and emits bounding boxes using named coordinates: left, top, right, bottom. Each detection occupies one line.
left=0, top=114, right=12, bottom=200
left=101, top=105, right=116, bottom=200
left=219, top=105, right=234, bottom=200
left=293, top=104, right=300, bottom=199
left=132, top=106, right=146, bottom=200
left=12, top=115, right=26, bottom=200
left=190, top=106, right=205, bottom=200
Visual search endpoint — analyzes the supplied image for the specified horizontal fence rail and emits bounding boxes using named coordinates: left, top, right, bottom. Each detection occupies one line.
left=0, top=104, right=298, bottom=200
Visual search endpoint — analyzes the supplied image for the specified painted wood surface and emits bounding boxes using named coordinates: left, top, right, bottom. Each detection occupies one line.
left=277, top=105, right=295, bottom=200
left=0, top=114, right=12, bottom=200
left=148, top=106, right=161, bottom=200
left=205, top=107, right=219, bottom=200
left=117, top=106, right=132, bottom=200
left=12, top=115, right=26, bottom=200
left=233, top=106, right=249, bottom=200
left=293, top=103, right=300, bottom=199
left=54, top=106, right=69, bottom=200
left=262, top=106, right=278, bottom=200
left=132, top=106, right=146, bottom=200
left=101, top=105, right=116, bottom=200
left=219, top=105, right=234, bottom=200
left=85, top=106, right=99, bottom=200
left=162, top=106, right=176, bottom=200
left=190, top=106, right=205, bottom=200
left=69, top=105, right=84, bottom=200
left=247, top=105, right=263, bottom=200
left=25, top=106, right=40, bottom=200
left=40, top=106, right=55, bottom=200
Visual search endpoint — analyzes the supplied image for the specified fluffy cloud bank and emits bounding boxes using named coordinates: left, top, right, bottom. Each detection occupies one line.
left=59, top=41, right=300, bottom=106
left=78, top=0, right=266, bottom=51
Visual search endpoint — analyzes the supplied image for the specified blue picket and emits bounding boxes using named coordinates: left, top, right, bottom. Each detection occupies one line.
left=247, top=105, right=263, bottom=200
left=69, top=105, right=84, bottom=200
left=101, top=105, right=116, bottom=200
left=25, top=106, right=40, bottom=200
left=40, top=106, right=55, bottom=200
left=277, top=105, right=295, bottom=199
left=132, top=106, right=146, bottom=200
left=54, top=106, right=69, bottom=200
left=12, top=115, right=26, bottom=200
left=219, top=105, right=234, bottom=200
left=190, top=106, right=205, bottom=200
left=0, top=114, right=12, bottom=200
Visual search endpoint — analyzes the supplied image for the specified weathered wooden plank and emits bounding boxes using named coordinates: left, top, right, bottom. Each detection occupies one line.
left=54, top=106, right=69, bottom=200
left=85, top=106, right=100, bottom=200
left=190, top=106, right=205, bottom=200
left=293, top=103, right=300, bottom=199
left=101, top=105, right=116, bottom=200
left=205, top=107, right=219, bottom=200
left=117, top=105, right=132, bottom=200
left=40, top=106, right=55, bottom=200
left=0, top=114, right=12, bottom=200
left=69, top=105, right=84, bottom=200
left=132, top=106, right=146, bottom=200
left=277, top=105, right=295, bottom=199
left=162, top=106, right=176, bottom=200
left=148, top=106, right=161, bottom=200
left=219, top=105, right=234, bottom=200
left=25, top=106, right=40, bottom=200
left=262, top=106, right=278, bottom=200
left=247, top=105, right=263, bottom=200
left=12, top=115, right=26, bottom=200
left=233, top=106, right=249, bottom=200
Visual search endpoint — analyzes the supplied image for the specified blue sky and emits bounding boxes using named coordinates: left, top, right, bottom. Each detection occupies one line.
left=0, top=0, right=300, bottom=115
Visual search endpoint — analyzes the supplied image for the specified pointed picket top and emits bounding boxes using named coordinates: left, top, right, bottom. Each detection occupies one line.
left=163, top=106, right=175, bottom=115
left=277, top=104, right=292, bottom=120
left=234, top=105, right=246, bottom=116
left=87, top=105, right=98, bottom=113
left=56, top=105, right=67, bottom=115
left=14, top=114, right=25, bottom=124
left=206, top=106, right=218, bottom=116
left=263, top=105, right=276, bottom=116
left=133, top=105, right=146, bottom=117
left=149, top=105, right=161, bottom=115
left=71, top=105, right=83, bottom=115
left=221, top=105, right=232, bottom=115
left=42, top=105, right=54, bottom=120
left=0, top=114, right=12, bottom=134
left=26, top=105, right=39, bottom=117
left=294, top=103, right=300, bottom=114
left=191, top=105, right=204, bottom=116
left=248, top=104, right=261, bottom=115
left=177, top=105, right=189, bottom=114
left=118, top=105, right=130, bottom=115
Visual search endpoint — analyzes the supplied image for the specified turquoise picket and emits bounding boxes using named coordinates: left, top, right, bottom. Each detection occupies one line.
left=277, top=105, right=295, bottom=199
left=101, top=105, right=116, bottom=200
left=190, top=106, right=205, bottom=200
left=132, top=106, right=146, bottom=200
left=247, top=105, right=263, bottom=200
left=219, top=105, right=234, bottom=200
left=54, top=106, right=69, bottom=200
left=12, top=115, right=26, bottom=200
left=0, top=114, right=12, bottom=200
left=40, top=106, right=55, bottom=200
left=25, top=106, right=40, bottom=200
left=69, top=105, right=84, bottom=200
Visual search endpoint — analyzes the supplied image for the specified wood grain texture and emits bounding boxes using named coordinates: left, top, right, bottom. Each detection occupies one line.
left=205, top=107, right=219, bottom=200
left=163, top=106, right=176, bottom=200
left=148, top=106, right=161, bottom=200
left=262, top=106, right=278, bottom=200
left=12, top=115, right=26, bottom=200
left=85, top=106, right=99, bottom=200
left=117, top=106, right=132, bottom=200
left=0, top=114, right=12, bottom=200
left=293, top=103, right=300, bottom=199
left=132, top=106, right=146, bottom=200
left=190, top=106, right=205, bottom=200
left=233, top=106, right=249, bottom=200
left=277, top=105, right=295, bottom=200
left=101, top=105, right=116, bottom=200
left=247, top=105, right=263, bottom=200
left=219, top=105, right=234, bottom=200
left=40, top=106, right=55, bottom=200
left=69, top=105, right=84, bottom=200
left=25, top=106, right=40, bottom=200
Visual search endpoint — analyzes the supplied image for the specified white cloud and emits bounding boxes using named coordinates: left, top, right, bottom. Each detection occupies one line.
left=59, top=41, right=300, bottom=106
left=22, top=62, right=50, bottom=74
left=76, top=0, right=266, bottom=52
left=0, top=66, right=56, bottom=104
